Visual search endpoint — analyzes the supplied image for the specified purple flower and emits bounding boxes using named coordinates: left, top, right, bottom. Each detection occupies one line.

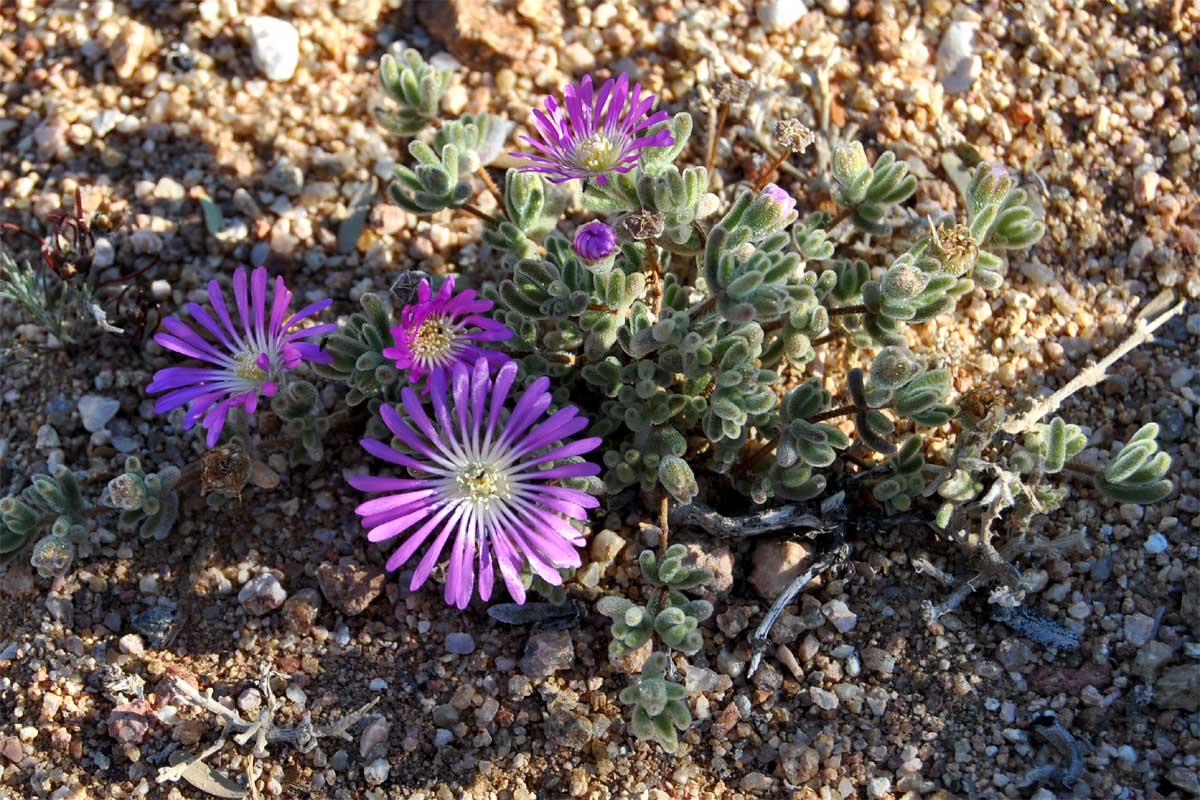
left=350, top=357, right=602, bottom=609
left=382, top=275, right=512, bottom=384
left=572, top=221, right=619, bottom=263
left=511, top=73, right=674, bottom=185
left=147, top=266, right=334, bottom=448
left=761, top=183, right=797, bottom=217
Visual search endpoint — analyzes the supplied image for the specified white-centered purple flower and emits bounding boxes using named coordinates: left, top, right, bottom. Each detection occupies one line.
left=511, top=73, right=674, bottom=185
left=350, top=357, right=602, bottom=609
left=572, top=220, right=619, bottom=264
left=147, top=266, right=334, bottom=448
left=382, top=275, right=512, bottom=384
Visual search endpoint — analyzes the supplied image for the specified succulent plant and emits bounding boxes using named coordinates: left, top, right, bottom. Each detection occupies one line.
left=1096, top=423, right=1172, bottom=504
left=102, top=456, right=181, bottom=541
left=619, top=652, right=691, bottom=752
left=375, top=49, right=452, bottom=137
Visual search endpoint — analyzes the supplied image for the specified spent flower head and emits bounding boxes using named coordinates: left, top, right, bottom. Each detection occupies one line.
left=775, top=119, right=815, bottom=153
left=383, top=275, right=512, bottom=384
left=147, top=266, right=334, bottom=447
left=350, top=357, right=603, bottom=609
left=623, top=209, right=666, bottom=241
left=512, top=73, right=674, bottom=185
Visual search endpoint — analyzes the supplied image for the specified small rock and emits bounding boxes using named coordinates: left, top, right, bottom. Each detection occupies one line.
left=609, top=637, right=652, bottom=674
left=0, top=736, right=22, bottom=763
left=682, top=542, right=734, bottom=594
left=33, top=119, right=69, bottom=160
left=446, top=632, right=475, bottom=655
left=1144, top=532, right=1169, bottom=554
left=265, top=158, right=304, bottom=196
left=78, top=394, right=119, bottom=432
left=546, top=704, right=593, bottom=750
left=110, top=21, right=152, bottom=80
left=431, top=704, right=459, bottom=727
left=866, top=776, right=893, bottom=799
left=810, top=686, right=839, bottom=710
left=520, top=629, right=574, bottom=677
left=1154, top=664, right=1200, bottom=711
left=756, top=0, right=806, bottom=31
left=937, top=20, right=980, bottom=94
left=588, top=529, right=626, bottom=565
left=238, top=573, right=287, bottom=616
left=117, top=634, right=145, bottom=657
left=1133, top=641, right=1174, bottom=681
left=995, top=638, right=1033, bottom=670
left=861, top=647, right=896, bottom=676
left=1029, top=663, right=1112, bottom=696
left=35, top=424, right=60, bottom=449
left=1165, top=766, right=1200, bottom=797
left=683, top=663, right=732, bottom=694
left=1123, top=613, right=1156, bottom=647
left=821, top=599, right=858, bottom=633
left=370, top=204, right=409, bottom=236
left=129, top=227, right=162, bottom=255
left=417, top=0, right=534, bottom=70
left=363, top=757, right=390, bottom=787
left=107, top=700, right=155, bottom=744
left=282, top=588, right=322, bottom=634
left=740, top=772, right=775, bottom=792
left=246, top=16, right=300, bottom=81
left=1135, top=171, right=1160, bottom=205
left=750, top=539, right=814, bottom=600
left=359, top=717, right=390, bottom=759
left=798, top=633, right=820, bottom=662
left=317, top=562, right=385, bottom=616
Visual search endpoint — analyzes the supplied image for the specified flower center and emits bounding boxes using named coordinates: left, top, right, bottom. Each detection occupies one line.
left=234, top=350, right=267, bottom=382
left=455, top=462, right=510, bottom=507
left=574, top=133, right=618, bottom=173
left=412, top=315, right=458, bottom=361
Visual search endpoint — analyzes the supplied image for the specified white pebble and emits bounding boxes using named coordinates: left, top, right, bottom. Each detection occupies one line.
left=756, top=0, right=807, bottom=31
left=1143, top=532, right=1169, bottom=555
left=246, top=16, right=299, bottom=82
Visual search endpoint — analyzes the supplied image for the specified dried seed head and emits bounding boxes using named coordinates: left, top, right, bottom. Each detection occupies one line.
left=200, top=445, right=251, bottom=497
left=624, top=209, right=665, bottom=241
left=713, top=75, right=750, bottom=105
left=775, top=119, right=814, bottom=153
left=932, top=223, right=979, bottom=277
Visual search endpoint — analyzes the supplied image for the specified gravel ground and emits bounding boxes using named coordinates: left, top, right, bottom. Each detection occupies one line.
left=1, top=1, right=1198, bottom=798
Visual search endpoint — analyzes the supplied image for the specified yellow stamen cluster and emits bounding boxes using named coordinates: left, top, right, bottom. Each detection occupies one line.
left=574, top=133, right=619, bottom=173
left=456, top=463, right=510, bottom=506
left=234, top=350, right=267, bottom=381
left=412, top=316, right=457, bottom=360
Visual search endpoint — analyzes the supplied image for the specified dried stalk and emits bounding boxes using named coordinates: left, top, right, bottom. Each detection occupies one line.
left=1002, top=295, right=1184, bottom=435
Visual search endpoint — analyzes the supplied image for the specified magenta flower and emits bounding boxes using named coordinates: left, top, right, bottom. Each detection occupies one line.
left=382, top=275, right=512, bottom=384
left=511, top=73, right=675, bottom=185
left=147, top=266, right=334, bottom=447
left=350, top=357, right=602, bottom=609
left=572, top=220, right=619, bottom=264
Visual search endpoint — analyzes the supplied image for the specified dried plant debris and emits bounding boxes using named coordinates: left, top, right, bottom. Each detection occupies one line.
left=991, top=604, right=1082, bottom=653
left=157, top=667, right=380, bottom=793
left=1022, top=711, right=1085, bottom=790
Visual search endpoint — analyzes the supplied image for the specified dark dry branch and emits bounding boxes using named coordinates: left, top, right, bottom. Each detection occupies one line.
left=1024, top=711, right=1084, bottom=789
left=747, top=538, right=850, bottom=678
left=669, top=500, right=823, bottom=539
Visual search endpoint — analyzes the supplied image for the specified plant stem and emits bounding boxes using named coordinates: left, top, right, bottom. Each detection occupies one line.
left=461, top=204, right=500, bottom=226
left=732, top=434, right=779, bottom=478
left=827, top=206, right=853, bottom=231
left=704, top=105, right=729, bottom=181
left=476, top=167, right=506, bottom=218
left=752, top=151, right=791, bottom=192
left=688, top=295, right=717, bottom=318
left=810, top=331, right=843, bottom=346
left=827, top=303, right=868, bottom=317
left=658, top=494, right=670, bottom=556
left=809, top=403, right=860, bottom=423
